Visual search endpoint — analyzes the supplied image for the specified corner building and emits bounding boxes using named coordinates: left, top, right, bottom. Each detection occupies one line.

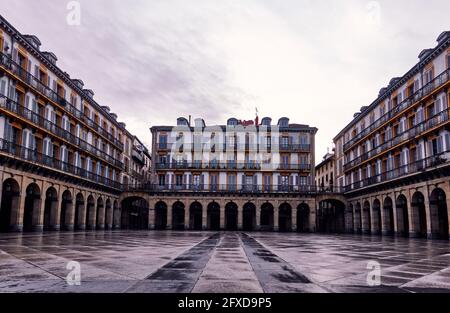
left=334, top=31, right=450, bottom=240
left=136, top=116, right=319, bottom=231
left=0, top=16, right=147, bottom=232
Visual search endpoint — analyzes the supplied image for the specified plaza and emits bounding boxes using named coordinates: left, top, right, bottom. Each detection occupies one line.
left=0, top=231, right=449, bottom=293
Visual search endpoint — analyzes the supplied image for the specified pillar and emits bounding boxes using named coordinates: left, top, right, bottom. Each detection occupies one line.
left=255, top=206, right=261, bottom=231
left=167, top=205, right=173, bottom=230
left=220, top=207, right=225, bottom=230
left=274, top=207, right=279, bottom=232
left=291, top=208, right=297, bottom=232
left=202, top=205, right=207, bottom=230
left=237, top=207, right=243, bottom=230
left=184, top=205, right=190, bottom=230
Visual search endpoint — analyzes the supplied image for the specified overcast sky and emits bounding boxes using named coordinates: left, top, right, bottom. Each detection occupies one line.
left=1, top=0, right=449, bottom=164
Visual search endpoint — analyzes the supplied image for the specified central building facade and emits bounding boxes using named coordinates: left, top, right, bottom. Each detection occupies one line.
left=145, top=116, right=319, bottom=231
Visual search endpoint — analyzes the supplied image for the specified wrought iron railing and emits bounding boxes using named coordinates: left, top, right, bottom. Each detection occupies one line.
left=0, top=138, right=121, bottom=189
left=0, top=52, right=124, bottom=149
left=0, top=95, right=124, bottom=169
left=343, top=68, right=450, bottom=151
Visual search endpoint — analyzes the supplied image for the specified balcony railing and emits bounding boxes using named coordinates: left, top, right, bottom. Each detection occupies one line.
left=343, top=67, right=450, bottom=152
left=343, top=107, right=450, bottom=171
left=155, top=162, right=311, bottom=171
left=0, top=138, right=121, bottom=190
left=123, top=183, right=320, bottom=194
left=0, top=52, right=124, bottom=150
left=345, top=150, right=450, bottom=193
left=156, top=142, right=310, bottom=152
left=0, top=95, right=124, bottom=169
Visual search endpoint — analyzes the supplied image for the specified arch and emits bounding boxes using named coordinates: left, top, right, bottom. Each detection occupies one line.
left=243, top=202, right=256, bottom=231
left=172, top=201, right=185, bottom=230
left=297, top=203, right=310, bottom=232
left=383, top=197, right=395, bottom=235
left=60, top=190, right=73, bottom=231
left=372, top=199, right=382, bottom=235
left=225, top=202, right=238, bottom=231
left=411, top=191, right=427, bottom=238
left=354, top=202, right=362, bottom=234
left=105, top=199, right=112, bottom=230
left=74, top=193, right=85, bottom=230
left=0, top=178, right=21, bottom=232
left=23, top=183, right=41, bottom=232
left=396, top=194, right=409, bottom=237
left=260, top=202, right=274, bottom=231
left=155, top=201, right=168, bottom=230
left=362, top=201, right=371, bottom=234
left=121, top=197, right=149, bottom=230
left=317, top=199, right=345, bottom=233
left=189, top=202, right=203, bottom=230
left=43, top=187, right=58, bottom=231
left=85, top=195, right=96, bottom=230
left=207, top=202, right=220, bottom=230
left=279, top=203, right=292, bottom=232
left=429, top=188, right=449, bottom=240
left=96, top=197, right=105, bottom=230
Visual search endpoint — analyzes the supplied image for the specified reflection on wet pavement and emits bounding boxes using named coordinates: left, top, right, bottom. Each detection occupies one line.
left=0, top=231, right=449, bottom=293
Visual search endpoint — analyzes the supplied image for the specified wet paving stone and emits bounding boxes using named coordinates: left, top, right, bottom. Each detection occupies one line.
left=0, top=231, right=449, bottom=293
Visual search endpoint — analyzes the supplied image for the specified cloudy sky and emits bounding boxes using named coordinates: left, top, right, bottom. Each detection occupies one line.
left=1, top=0, right=449, bottom=163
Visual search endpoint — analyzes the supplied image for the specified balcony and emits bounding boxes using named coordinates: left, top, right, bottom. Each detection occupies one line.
left=0, top=95, right=124, bottom=169
left=132, top=149, right=145, bottom=164
left=343, top=68, right=450, bottom=152
left=123, top=183, right=318, bottom=195
left=155, top=142, right=311, bottom=153
left=343, top=107, right=450, bottom=171
left=155, top=162, right=311, bottom=171
left=0, top=139, right=121, bottom=190
left=345, top=150, right=450, bottom=193
left=0, top=52, right=124, bottom=150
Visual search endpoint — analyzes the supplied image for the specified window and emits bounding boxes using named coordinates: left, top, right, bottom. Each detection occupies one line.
left=158, top=175, right=166, bottom=186
left=263, top=175, right=271, bottom=191
left=176, top=175, right=183, bottom=187
left=228, top=175, right=236, bottom=190
left=424, top=68, right=434, bottom=84
left=447, top=54, right=450, bottom=69
left=159, top=135, right=167, bottom=149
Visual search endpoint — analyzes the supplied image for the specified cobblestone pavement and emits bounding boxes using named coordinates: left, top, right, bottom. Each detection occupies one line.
left=0, top=231, right=449, bottom=293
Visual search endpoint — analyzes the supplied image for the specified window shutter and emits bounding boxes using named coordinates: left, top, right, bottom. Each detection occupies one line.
left=52, top=80, right=57, bottom=92
left=21, top=130, right=27, bottom=147
left=414, top=80, right=419, bottom=92
left=438, top=136, right=443, bottom=153
left=12, top=48, right=18, bottom=62
left=34, top=65, right=39, bottom=78
left=43, top=140, right=48, bottom=156
left=27, top=59, right=31, bottom=73
left=0, top=80, right=6, bottom=96
left=25, top=95, right=30, bottom=109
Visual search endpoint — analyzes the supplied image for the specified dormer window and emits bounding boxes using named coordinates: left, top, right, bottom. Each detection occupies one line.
left=227, top=118, right=238, bottom=127
left=278, top=118, right=289, bottom=128
left=177, top=117, right=189, bottom=126
left=261, top=117, right=272, bottom=126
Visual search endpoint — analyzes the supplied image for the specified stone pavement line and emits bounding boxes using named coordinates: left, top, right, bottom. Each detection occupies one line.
left=191, top=233, right=264, bottom=293
left=240, top=233, right=330, bottom=293
left=125, top=233, right=221, bottom=293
